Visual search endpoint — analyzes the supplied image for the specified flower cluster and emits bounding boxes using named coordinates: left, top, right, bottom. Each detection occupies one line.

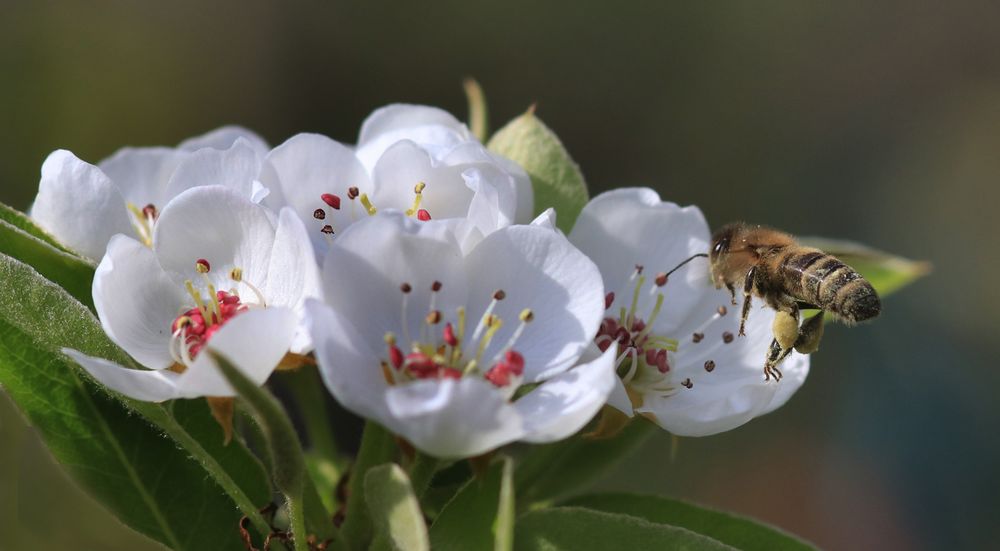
left=40, top=104, right=809, bottom=458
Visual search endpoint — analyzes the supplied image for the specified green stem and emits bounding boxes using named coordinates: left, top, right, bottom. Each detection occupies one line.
left=341, top=422, right=395, bottom=550
left=407, top=452, right=439, bottom=499
left=286, top=368, right=342, bottom=472
left=287, top=492, right=309, bottom=551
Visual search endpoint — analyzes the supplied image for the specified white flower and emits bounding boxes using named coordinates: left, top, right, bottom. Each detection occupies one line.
left=264, top=104, right=532, bottom=255
left=31, top=126, right=272, bottom=261
left=568, top=188, right=809, bottom=437
left=64, top=186, right=321, bottom=401
left=306, top=213, right=615, bottom=458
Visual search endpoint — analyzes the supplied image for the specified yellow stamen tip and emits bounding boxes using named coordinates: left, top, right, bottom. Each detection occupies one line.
left=359, top=193, right=377, bottom=216
left=230, top=267, right=243, bottom=282
left=384, top=332, right=397, bottom=345
left=414, top=182, right=426, bottom=194
left=519, top=309, right=535, bottom=323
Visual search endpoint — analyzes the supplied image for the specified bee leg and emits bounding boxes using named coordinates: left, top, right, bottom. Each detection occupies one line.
left=726, top=283, right=737, bottom=306
left=794, top=311, right=825, bottom=354
left=763, top=338, right=790, bottom=382
left=772, top=306, right=800, bottom=350
left=738, top=266, right=757, bottom=336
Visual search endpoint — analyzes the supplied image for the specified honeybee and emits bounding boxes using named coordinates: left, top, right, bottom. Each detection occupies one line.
left=708, top=222, right=881, bottom=381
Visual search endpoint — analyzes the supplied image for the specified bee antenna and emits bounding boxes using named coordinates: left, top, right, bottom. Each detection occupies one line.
left=664, top=253, right=708, bottom=278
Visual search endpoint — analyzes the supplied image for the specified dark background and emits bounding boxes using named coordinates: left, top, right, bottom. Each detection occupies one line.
left=2, top=2, right=998, bottom=549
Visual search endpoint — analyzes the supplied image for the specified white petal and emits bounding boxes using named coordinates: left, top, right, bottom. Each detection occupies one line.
left=439, top=143, right=525, bottom=227
left=371, top=140, right=474, bottom=219
left=569, top=187, right=712, bottom=336
left=30, top=150, right=133, bottom=261
left=263, top=208, right=323, bottom=353
left=153, top=186, right=275, bottom=287
left=606, top=376, right=635, bottom=417
left=463, top=225, right=605, bottom=381
left=97, top=147, right=182, bottom=208
left=384, top=378, right=524, bottom=458
left=263, top=133, right=372, bottom=253
left=356, top=104, right=471, bottom=170
left=178, top=125, right=269, bottom=157
left=517, top=344, right=618, bottom=443
left=64, top=349, right=182, bottom=402
left=530, top=208, right=557, bottom=230
left=178, top=307, right=297, bottom=397
left=320, top=214, right=466, bottom=356
left=636, top=293, right=808, bottom=437
left=163, top=139, right=264, bottom=201
left=92, top=235, right=189, bottom=370
left=306, top=299, right=388, bottom=421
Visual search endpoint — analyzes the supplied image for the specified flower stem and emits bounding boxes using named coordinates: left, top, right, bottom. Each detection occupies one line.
left=407, top=452, right=439, bottom=499
left=341, top=422, right=395, bottom=550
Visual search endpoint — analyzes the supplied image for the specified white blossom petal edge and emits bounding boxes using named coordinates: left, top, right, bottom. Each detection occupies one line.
left=31, top=126, right=270, bottom=261
left=568, top=187, right=810, bottom=437
left=65, top=185, right=320, bottom=401
left=306, top=212, right=611, bottom=458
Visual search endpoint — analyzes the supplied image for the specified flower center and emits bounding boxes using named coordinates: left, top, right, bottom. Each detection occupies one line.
left=168, top=259, right=266, bottom=367
left=597, top=265, right=680, bottom=400
left=311, top=184, right=433, bottom=245
left=379, top=282, right=533, bottom=396
left=126, top=202, right=158, bottom=247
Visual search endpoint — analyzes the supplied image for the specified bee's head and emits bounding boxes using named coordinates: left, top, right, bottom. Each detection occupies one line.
left=709, top=223, right=741, bottom=263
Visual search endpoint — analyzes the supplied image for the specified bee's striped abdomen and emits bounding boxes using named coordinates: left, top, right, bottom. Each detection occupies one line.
left=779, top=249, right=881, bottom=323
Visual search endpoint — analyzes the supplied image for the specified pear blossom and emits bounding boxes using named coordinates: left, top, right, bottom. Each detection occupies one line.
left=31, top=126, right=274, bottom=261
left=568, top=188, right=810, bottom=437
left=63, top=185, right=320, bottom=401
left=305, top=213, right=616, bottom=458
left=264, top=104, right=532, bottom=255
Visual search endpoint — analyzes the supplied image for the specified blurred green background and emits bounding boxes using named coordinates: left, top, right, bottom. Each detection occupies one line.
left=1, top=2, right=997, bottom=550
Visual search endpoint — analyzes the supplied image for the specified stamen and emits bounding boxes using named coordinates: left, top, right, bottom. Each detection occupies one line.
left=692, top=332, right=704, bottom=343
left=681, top=378, right=693, bottom=389
left=443, top=323, right=458, bottom=347
left=654, top=272, right=668, bottom=287
left=384, top=333, right=404, bottom=369
left=405, top=182, right=425, bottom=217
left=717, top=306, right=728, bottom=316
left=628, top=273, right=646, bottom=325
left=722, top=331, right=734, bottom=344
left=230, top=267, right=267, bottom=307
left=399, top=282, right=412, bottom=346
left=605, top=292, right=615, bottom=310
left=321, top=193, right=342, bottom=210
left=347, top=186, right=360, bottom=200
left=472, top=290, right=505, bottom=342
left=492, top=308, right=534, bottom=363
left=313, top=209, right=326, bottom=220
left=126, top=202, right=154, bottom=247
left=472, top=315, right=503, bottom=372
left=416, top=209, right=431, bottom=221
left=185, top=280, right=210, bottom=323
left=635, top=293, right=664, bottom=341
left=425, top=310, right=442, bottom=325
left=704, top=360, right=716, bottom=372
left=359, top=193, right=377, bottom=216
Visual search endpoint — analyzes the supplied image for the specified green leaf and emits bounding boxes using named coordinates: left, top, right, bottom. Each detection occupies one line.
left=487, top=109, right=589, bottom=232
left=0, top=202, right=76, bottom=253
left=565, top=494, right=815, bottom=551
left=342, top=422, right=397, bottom=550
left=429, top=457, right=515, bottom=551
left=464, top=78, right=490, bottom=142
left=0, top=206, right=95, bottom=308
left=0, top=253, right=270, bottom=550
left=515, top=417, right=657, bottom=507
left=798, top=237, right=930, bottom=297
left=365, top=463, right=431, bottom=551
left=515, top=507, right=734, bottom=551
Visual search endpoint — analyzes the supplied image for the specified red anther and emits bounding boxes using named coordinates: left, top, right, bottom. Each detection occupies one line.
left=313, top=209, right=326, bottom=220
left=443, top=323, right=458, bottom=346
left=604, top=292, right=615, bottom=310
left=404, top=352, right=439, bottom=378
left=218, top=291, right=240, bottom=304
left=400, top=282, right=412, bottom=294
left=347, top=186, right=360, bottom=200
left=389, top=345, right=404, bottom=369
left=634, top=264, right=644, bottom=274
left=493, top=290, right=506, bottom=301
left=196, top=258, right=211, bottom=272
left=645, top=348, right=658, bottom=366
left=655, top=272, right=668, bottom=286
left=656, top=350, right=669, bottom=373
left=503, top=350, right=525, bottom=375
left=681, top=378, right=693, bottom=389
left=615, top=327, right=630, bottom=345
left=440, top=367, right=462, bottom=379
left=692, top=332, right=704, bottom=343
left=722, top=331, right=734, bottom=344
left=597, top=338, right=613, bottom=352
left=142, top=204, right=158, bottom=220
left=220, top=303, right=239, bottom=318
left=416, top=209, right=431, bottom=221
left=631, top=319, right=646, bottom=333
left=704, top=360, right=715, bottom=373
left=320, top=225, right=334, bottom=235
left=431, top=281, right=442, bottom=292
left=321, top=193, right=342, bottom=210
